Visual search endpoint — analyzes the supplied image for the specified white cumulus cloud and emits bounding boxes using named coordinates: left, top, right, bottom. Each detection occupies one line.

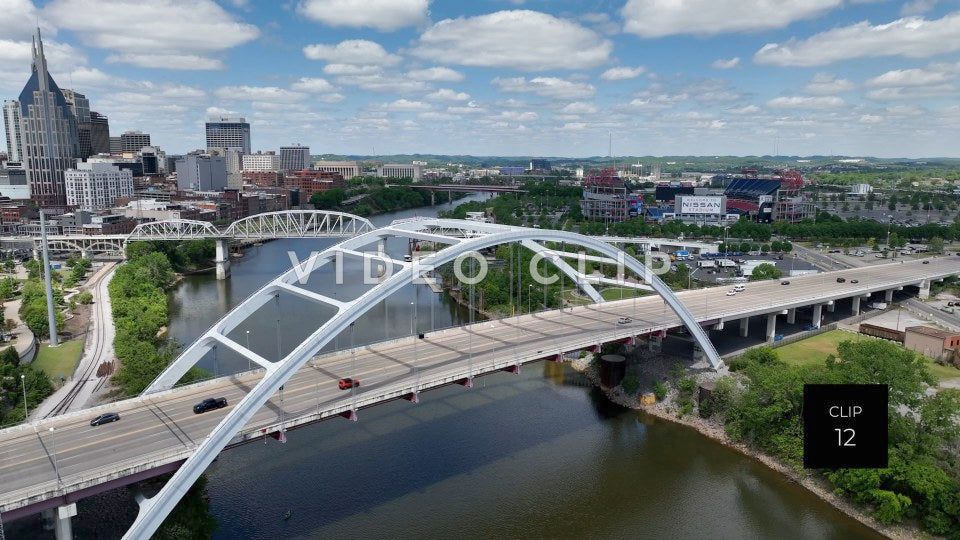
left=803, top=73, right=856, bottom=94
left=621, top=0, right=840, bottom=38
left=492, top=77, right=596, bottom=100
left=426, top=88, right=470, bottom=101
left=560, top=102, right=599, bottom=114
left=407, top=66, right=465, bottom=82
left=410, top=10, right=612, bottom=70
left=600, top=66, right=645, bottom=80
left=375, top=99, right=432, bottom=111
left=711, top=57, right=740, bottom=69
left=754, top=13, right=960, bottom=66
left=866, top=67, right=953, bottom=87
left=290, top=77, right=337, bottom=93
left=297, top=0, right=429, bottom=31
left=767, top=95, right=845, bottom=109
left=215, top=86, right=306, bottom=103
left=303, top=39, right=402, bottom=66
left=44, top=0, right=259, bottom=70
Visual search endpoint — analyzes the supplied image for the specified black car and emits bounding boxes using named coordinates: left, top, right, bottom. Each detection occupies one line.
left=780, top=280, right=790, bottom=285
left=90, top=412, right=120, bottom=426
left=836, top=277, right=846, bottom=283
left=923, top=260, right=930, bottom=264
left=193, top=397, right=228, bottom=414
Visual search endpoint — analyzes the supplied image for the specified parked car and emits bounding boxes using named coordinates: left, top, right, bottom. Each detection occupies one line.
left=617, top=316, right=632, bottom=324
left=836, top=277, right=846, bottom=283
left=725, top=290, right=737, bottom=296
left=89, top=412, right=120, bottom=426
left=773, top=334, right=785, bottom=341
left=851, top=279, right=859, bottom=284
left=338, top=377, right=360, bottom=390
left=193, top=397, right=228, bottom=414
left=734, top=285, right=745, bottom=292
left=802, top=324, right=818, bottom=331
left=780, top=280, right=790, bottom=285
left=923, top=260, right=930, bottom=264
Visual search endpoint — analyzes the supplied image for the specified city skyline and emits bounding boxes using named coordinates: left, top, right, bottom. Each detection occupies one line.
left=0, top=1, right=958, bottom=158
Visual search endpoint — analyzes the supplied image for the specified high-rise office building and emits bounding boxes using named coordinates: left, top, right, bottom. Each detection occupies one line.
left=279, top=144, right=310, bottom=171
left=120, top=130, right=151, bottom=152
left=60, top=89, right=90, bottom=123
left=205, top=116, right=250, bottom=154
left=17, top=29, right=79, bottom=207
left=65, top=161, right=134, bottom=210
left=109, top=137, right=121, bottom=154
left=61, top=89, right=92, bottom=161
left=242, top=151, right=279, bottom=172
left=3, top=100, right=23, bottom=163
left=89, top=111, right=110, bottom=154
left=175, top=154, right=227, bottom=191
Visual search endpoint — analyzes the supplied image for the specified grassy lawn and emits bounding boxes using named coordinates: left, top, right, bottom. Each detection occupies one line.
left=33, top=340, right=84, bottom=382
left=776, top=329, right=960, bottom=382
left=600, top=287, right=651, bottom=300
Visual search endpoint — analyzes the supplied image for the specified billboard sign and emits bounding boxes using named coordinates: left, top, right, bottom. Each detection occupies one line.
left=679, top=196, right=724, bottom=215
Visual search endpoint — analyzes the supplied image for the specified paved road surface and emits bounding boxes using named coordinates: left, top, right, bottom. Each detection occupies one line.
left=1, top=257, right=957, bottom=515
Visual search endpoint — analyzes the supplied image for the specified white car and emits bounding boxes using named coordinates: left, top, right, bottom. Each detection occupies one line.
left=617, top=316, right=632, bottom=324
left=726, top=290, right=737, bottom=296
left=734, top=285, right=745, bottom=292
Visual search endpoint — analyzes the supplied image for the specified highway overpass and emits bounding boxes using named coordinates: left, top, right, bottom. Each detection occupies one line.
left=0, top=254, right=955, bottom=538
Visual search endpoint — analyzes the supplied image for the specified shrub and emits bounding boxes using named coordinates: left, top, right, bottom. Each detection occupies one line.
left=653, top=380, right=667, bottom=401
left=77, top=291, right=93, bottom=305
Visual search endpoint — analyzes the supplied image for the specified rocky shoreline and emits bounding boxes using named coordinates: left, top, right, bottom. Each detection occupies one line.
left=569, top=354, right=920, bottom=540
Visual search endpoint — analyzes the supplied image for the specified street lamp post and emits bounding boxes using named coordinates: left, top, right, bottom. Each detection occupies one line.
left=49, top=427, right=61, bottom=486
left=21, top=373, right=28, bottom=419
left=245, top=330, right=251, bottom=371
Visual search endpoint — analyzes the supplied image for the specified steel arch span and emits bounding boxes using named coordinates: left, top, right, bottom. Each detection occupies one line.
left=124, top=219, right=721, bottom=539
left=126, top=219, right=221, bottom=241
left=223, top=210, right=375, bottom=239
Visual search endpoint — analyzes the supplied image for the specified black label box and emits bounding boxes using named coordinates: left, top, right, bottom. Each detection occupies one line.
left=803, top=384, right=888, bottom=469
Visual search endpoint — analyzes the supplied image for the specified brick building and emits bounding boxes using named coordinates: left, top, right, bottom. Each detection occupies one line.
left=283, top=170, right=345, bottom=201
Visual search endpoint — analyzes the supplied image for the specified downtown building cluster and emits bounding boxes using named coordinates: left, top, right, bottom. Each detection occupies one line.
left=0, top=29, right=436, bottom=238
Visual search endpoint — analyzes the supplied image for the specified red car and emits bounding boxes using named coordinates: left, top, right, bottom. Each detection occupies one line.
left=338, top=378, right=360, bottom=390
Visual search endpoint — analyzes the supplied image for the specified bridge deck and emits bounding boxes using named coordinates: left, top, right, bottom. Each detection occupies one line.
left=0, top=257, right=956, bottom=519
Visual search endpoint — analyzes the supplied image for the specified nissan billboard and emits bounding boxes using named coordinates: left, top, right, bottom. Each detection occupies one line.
left=678, top=195, right=725, bottom=215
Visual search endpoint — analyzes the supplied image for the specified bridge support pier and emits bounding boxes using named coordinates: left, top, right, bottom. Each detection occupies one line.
left=851, top=296, right=861, bottom=315
left=43, top=503, right=76, bottom=540
left=648, top=334, right=662, bottom=352
left=765, top=313, right=777, bottom=341
left=430, top=191, right=435, bottom=206
left=885, top=289, right=895, bottom=303
left=215, top=238, right=231, bottom=280
left=826, top=301, right=835, bottom=313
left=786, top=308, right=796, bottom=325
left=739, top=317, right=749, bottom=337
left=812, top=304, right=823, bottom=328
left=919, top=279, right=930, bottom=300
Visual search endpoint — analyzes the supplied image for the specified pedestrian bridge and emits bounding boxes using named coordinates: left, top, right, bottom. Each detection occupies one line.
left=0, top=218, right=955, bottom=539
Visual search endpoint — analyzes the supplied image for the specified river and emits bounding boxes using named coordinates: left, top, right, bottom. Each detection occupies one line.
left=10, top=196, right=881, bottom=539
left=162, top=196, right=882, bottom=539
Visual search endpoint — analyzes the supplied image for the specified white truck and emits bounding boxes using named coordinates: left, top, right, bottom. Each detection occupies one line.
left=698, top=260, right=716, bottom=268
left=869, top=302, right=888, bottom=310
left=718, top=258, right=737, bottom=268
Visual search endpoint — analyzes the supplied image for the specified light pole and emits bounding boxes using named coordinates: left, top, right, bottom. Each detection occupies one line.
left=528, top=285, right=533, bottom=314
left=21, top=373, right=28, bottom=419
left=245, top=330, right=251, bottom=371
left=49, top=427, right=61, bottom=486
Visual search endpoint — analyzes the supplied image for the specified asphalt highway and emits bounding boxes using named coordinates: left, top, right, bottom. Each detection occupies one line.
left=1, top=256, right=957, bottom=512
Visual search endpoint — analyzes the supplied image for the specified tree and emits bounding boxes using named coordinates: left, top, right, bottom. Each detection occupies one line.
left=781, top=241, right=792, bottom=253
left=929, top=236, right=944, bottom=254
left=750, top=263, right=782, bottom=281
left=739, top=242, right=751, bottom=252
left=0, top=276, right=17, bottom=300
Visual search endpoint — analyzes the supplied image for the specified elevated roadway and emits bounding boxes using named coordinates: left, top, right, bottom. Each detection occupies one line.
left=0, top=257, right=956, bottom=529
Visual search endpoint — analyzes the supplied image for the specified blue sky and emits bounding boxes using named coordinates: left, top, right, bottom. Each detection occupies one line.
left=1, top=0, right=959, bottom=158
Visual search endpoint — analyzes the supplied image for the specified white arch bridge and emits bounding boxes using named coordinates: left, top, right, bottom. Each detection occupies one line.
left=0, top=211, right=376, bottom=276
left=117, top=217, right=721, bottom=538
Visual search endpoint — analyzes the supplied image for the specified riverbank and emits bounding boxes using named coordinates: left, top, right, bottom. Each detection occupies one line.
left=569, top=355, right=919, bottom=540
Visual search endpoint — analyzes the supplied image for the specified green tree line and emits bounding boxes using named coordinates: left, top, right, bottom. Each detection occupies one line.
left=709, top=342, right=960, bottom=535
